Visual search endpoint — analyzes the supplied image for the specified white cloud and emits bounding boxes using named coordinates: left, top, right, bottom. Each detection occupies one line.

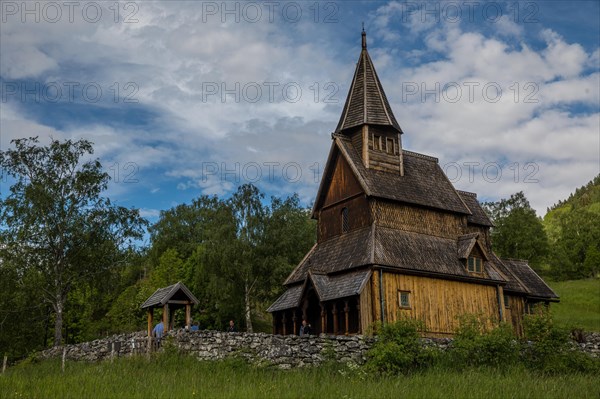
left=1, top=2, right=598, bottom=217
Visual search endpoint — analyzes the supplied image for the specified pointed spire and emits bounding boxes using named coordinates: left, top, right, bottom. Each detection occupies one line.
left=362, top=23, right=367, bottom=49
left=335, top=30, right=402, bottom=134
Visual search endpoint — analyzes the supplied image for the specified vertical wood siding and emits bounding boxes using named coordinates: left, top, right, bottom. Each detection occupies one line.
left=371, top=272, right=500, bottom=335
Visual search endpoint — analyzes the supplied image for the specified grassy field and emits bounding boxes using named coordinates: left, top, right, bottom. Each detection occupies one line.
left=548, top=279, right=600, bottom=332
left=1, top=353, right=598, bottom=399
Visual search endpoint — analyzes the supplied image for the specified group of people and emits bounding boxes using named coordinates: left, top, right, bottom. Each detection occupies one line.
left=152, top=318, right=313, bottom=338
left=152, top=319, right=238, bottom=340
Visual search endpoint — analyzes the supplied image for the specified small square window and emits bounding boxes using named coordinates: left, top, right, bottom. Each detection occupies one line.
left=467, top=257, right=483, bottom=273
left=503, top=293, right=510, bottom=308
left=468, top=257, right=475, bottom=272
left=399, top=291, right=411, bottom=308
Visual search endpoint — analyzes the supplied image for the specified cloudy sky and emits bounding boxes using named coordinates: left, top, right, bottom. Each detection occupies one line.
left=1, top=1, right=599, bottom=226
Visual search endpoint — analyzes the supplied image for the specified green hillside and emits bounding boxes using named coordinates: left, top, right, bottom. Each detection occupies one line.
left=543, top=175, right=600, bottom=280
left=549, top=279, right=600, bottom=332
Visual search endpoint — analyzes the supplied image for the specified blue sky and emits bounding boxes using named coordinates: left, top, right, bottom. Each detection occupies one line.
left=1, top=1, right=599, bottom=234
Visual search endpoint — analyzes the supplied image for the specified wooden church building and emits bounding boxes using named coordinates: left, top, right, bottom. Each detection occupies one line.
left=268, top=31, right=558, bottom=337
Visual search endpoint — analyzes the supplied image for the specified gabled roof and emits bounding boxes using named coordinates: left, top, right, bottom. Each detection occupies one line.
left=312, top=136, right=472, bottom=216
left=269, top=269, right=372, bottom=312
left=335, top=30, right=402, bottom=134
left=458, top=191, right=494, bottom=227
left=457, top=233, right=489, bottom=260
left=501, top=258, right=559, bottom=300
left=140, top=281, right=199, bottom=309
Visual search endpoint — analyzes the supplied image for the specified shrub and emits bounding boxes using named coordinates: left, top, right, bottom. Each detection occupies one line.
left=522, top=309, right=599, bottom=374
left=450, top=315, right=519, bottom=369
left=366, top=318, right=436, bottom=375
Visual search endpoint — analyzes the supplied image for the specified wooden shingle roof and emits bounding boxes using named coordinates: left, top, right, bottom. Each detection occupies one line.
left=331, top=136, right=472, bottom=215
left=140, top=281, right=199, bottom=309
left=501, top=258, right=559, bottom=300
left=458, top=191, right=494, bottom=227
left=267, top=284, right=303, bottom=312
left=335, top=30, right=402, bottom=134
left=284, top=226, right=373, bottom=285
left=374, top=226, right=504, bottom=282
left=309, top=269, right=372, bottom=302
left=284, top=225, right=506, bottom=286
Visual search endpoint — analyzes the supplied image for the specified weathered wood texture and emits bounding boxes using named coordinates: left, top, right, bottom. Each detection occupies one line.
left=367, top=126, right=401, bottom=173
left=372, top=200, right=465, bottom=239
left=504, top=295, right=525, bottom=336
left=323, top=154, right=363, bottom=208
left=360, top=277, right=373, bottom=333
left=319, top=196, right=371, bottom=242
left=372, top=272, right=500, bottom=335
left=463, top=225, right=492, bottom=250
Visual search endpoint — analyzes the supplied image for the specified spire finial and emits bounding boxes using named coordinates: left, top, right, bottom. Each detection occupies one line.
left=361, top=24, right=367, bottom=49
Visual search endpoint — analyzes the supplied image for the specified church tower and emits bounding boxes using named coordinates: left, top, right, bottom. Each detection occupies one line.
left=335, top=29, right=404, bottom=175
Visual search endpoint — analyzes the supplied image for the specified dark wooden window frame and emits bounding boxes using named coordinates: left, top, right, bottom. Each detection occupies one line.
left=386, top=137, right=395, bottom=154
left=467, top=257, right=483, bottom=273
left=503, top=293, right=510, bottom=308
left=341, top=207, right=349, bottom=233
left=373, top=134, right=381, bottom=151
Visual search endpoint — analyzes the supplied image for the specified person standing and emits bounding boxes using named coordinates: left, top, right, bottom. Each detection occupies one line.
left=152, top=321, right=164, bottom=347
left=299, top=319, right=311, bottom=336
left=227, top=320, right=237, bottom=332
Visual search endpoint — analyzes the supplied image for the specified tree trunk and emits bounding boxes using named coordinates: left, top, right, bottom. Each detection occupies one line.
left=53, top=296, right=64, bottom=347
left=244, top=279, right=253, bottom=333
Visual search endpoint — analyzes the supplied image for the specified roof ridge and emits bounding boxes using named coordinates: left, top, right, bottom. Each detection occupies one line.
left=457, top=190, right=477, bottom=197
left=402, top=150, right=439, bottom=163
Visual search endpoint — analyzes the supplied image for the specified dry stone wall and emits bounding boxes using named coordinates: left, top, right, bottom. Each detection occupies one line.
left=38, top=330, right=600, bottom=367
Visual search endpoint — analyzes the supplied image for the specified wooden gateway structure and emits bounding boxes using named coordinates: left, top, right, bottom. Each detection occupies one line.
left=141, top=281, right=199, bottom=337
left=267, top=31, right=558, bottom=337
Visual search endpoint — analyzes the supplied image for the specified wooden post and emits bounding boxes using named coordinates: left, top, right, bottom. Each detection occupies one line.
left=2, top=355, right=7, bottom=374
left=272, top=312, right=277, bottom=335
left=356, top=298, right=361, bottom=334
left=147, top=308, right=153, bottom=338
left=185, top=303, right=191, bottom=330
left=332, top=303, right=338, bottom=335
left=344, top=300, right=350, bottom=335
left=163, top=304, right=169, bottom=333
left=292, top=311, right=298, bottom=335
left=110, top=342, right=115, bottom=363
left=320, top=304, right=327, bottom=335
left=282, top=312, right=287, bottom=336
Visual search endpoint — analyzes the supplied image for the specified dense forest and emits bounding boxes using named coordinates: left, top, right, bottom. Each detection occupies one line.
left=0, top=138, right=597, bottom=360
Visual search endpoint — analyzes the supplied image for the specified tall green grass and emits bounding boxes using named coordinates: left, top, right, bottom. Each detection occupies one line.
left=1, top=353, right=598, bottom=399
left=549, top=279, right=600, bottom=331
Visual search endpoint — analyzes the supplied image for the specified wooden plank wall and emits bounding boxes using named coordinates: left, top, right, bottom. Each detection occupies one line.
left=323, top=154, right=363, bottom=208
left=318, top=195, right=371, bottom=241
left=371, top=272, right=500, bottom=335
left=359, top=278, right=373, bottom=333
left=505, top=295, right=525, bottom=336
left=367, top=126, right=401, bottom=173
left=372, top=200, right=464, bottom=240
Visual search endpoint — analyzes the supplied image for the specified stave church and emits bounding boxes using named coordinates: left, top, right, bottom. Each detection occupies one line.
left=268, top=30, right=558, bottom=337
